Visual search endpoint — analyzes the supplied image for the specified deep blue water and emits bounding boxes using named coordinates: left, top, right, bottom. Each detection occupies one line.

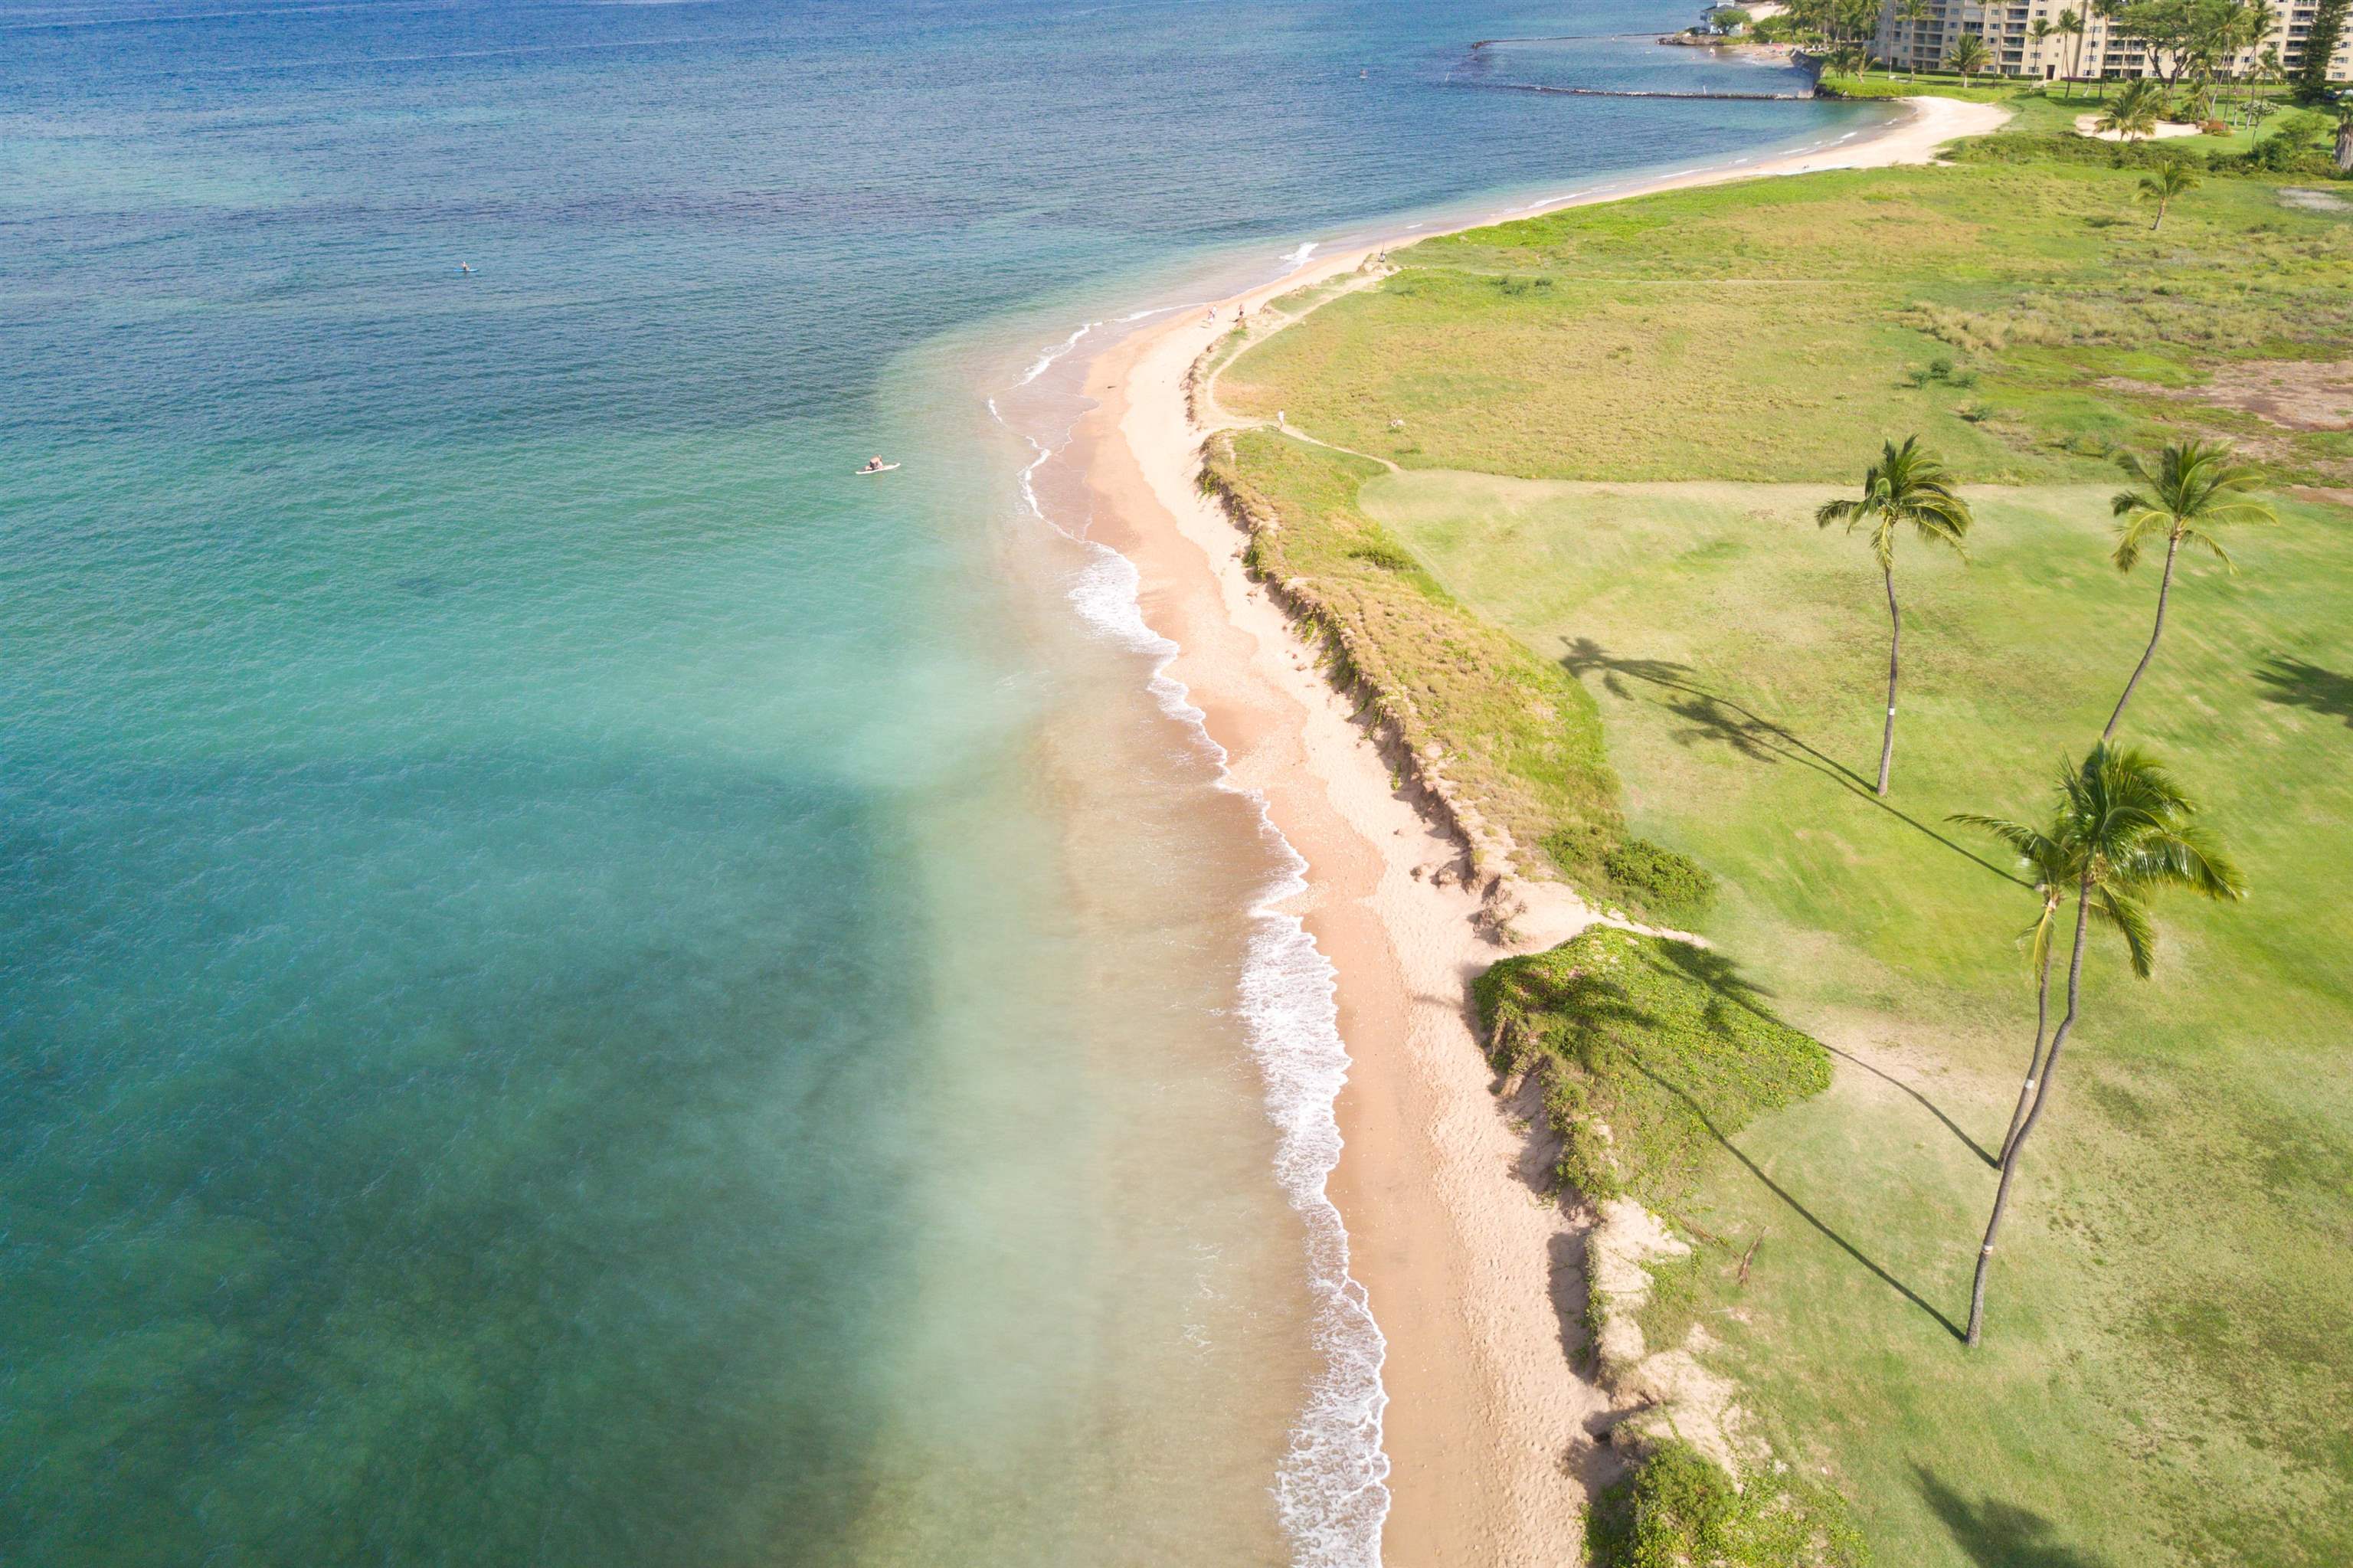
left=0, top=4, right=1881, bottom=1563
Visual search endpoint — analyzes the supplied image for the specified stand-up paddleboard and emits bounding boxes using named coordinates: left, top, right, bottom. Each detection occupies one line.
left=855, top=463, right=900, bottom=476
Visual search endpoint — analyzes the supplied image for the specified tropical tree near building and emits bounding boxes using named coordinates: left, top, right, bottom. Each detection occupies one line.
left=1813, top=436, right=1974, bottom=797
left=2335, top=97, right=2353, bottom=170
left=1897, top=0, right=1934, bottom=77
left=2226, top=0, right=2276, bottom=116
left=2097, top=75, right=2168, bottom=137
left=1946, top=28, right=1993, bottom=78
left=2250, top=44, right=2284, bottom=119
left=2054, top=6, right=2087, bottom=85
left=2113, top=0, right=2265, bottom=89
left=1961, top=745, right=2243, bottom=1347
left=2138, top=158, right=2201, bottom=227
left=2103, top=440, right=2276, bottom=739
left=2296, top=0, right=2350, bottom=99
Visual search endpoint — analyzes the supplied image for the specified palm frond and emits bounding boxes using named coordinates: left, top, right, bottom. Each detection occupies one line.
left=2090, top=885, right=2158, bottom=977
left=2108, top=441, right=2275, bottom=573
left=2125, top=822, right=2247, bottom=902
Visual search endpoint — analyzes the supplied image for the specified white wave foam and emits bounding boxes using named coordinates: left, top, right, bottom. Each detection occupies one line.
left=1281, top=241, right=1319, bottom=269
left=1065, top=532, right=1392, bottom=1567
left=1119, top=302, right=1205, bottom=322
left=1016, top=319, right=1100, bottom=388
left=991, top=322, right=1392, bottom=1568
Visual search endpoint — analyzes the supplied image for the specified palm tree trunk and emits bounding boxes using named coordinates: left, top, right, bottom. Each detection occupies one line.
left=1968, top=874, right=2092, bottom=1347
left=1998, top=928, right=2057, bottom=1164
left=2102, top=529, right=2182, bottom=741
left=1877, top=565, right=1900, bottom=797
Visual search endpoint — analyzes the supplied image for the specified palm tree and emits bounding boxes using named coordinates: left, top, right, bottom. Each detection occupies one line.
left=2334, top=98, right=2353, bottom=173
left=1897, top=0, right=1934, bottom=77
left=1963, top=745, right=2243, bottom=1347
left=1946, top=29, right=1993, bottom=80
left=2137, top=159, right=2201, bottom=228
left=2097, top=76, right=2167, bottom=138
left=2251, top=44, right=2283, bottom=120
left=1949, top=812, right=2077, bottom=1164
left=2102, top=440, right=2276, bottom=739
left=2227, top=0, right=2273, bottom=118
left=1815, top=437, right=1974, bottom=796
left=2054, top=8, right=2087, bottom=91
left=1950, top=774, right=2234, bottom=1166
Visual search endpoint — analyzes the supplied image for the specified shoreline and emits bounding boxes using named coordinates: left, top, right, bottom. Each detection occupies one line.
left=1062, top=93, right=2011, bottom=1563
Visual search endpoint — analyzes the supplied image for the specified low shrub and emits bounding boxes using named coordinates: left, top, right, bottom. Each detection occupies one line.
left=1346, top=538, right=1420, bottom=571
left=1952, top=130, right=2211, bottom=170
left=2219, top=113, right=2348, bottom=177
left=1601, top=836, right=1717, bottom=925
left=1585, top=1441, right=1869, bottom=1568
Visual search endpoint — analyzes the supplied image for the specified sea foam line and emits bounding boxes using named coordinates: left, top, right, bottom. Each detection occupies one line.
left=992, top=322, right=1392, bottom=1568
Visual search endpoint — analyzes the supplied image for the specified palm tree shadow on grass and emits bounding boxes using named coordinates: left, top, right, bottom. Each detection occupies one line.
left=1628, top=1054, right=1967, bottom=1342
left=2253, top=653, right=2353, bottom=729
left=1614, top=944, right=1967, bottom=1341
left=1656, top=943, right=1995, bottom=1166
left=1913, top=1465, right=2113, bottom=1567
left=1823, top=1042, right=1996, bottom=1167
left=1560, top=637, right=2027, bottom=889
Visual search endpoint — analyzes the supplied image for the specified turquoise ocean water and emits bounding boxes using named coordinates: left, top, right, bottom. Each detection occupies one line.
left=0, top=5, right=1883, bottom=1563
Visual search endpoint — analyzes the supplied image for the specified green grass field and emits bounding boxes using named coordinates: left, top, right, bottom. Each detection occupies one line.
left=1215, top=132, right=2353, bottom=1567
left=1219, top=159, right=2353, bottom=489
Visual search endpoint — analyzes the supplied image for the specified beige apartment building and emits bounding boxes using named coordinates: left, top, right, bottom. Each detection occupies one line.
left=1872, top=0, right=2352, bottom=84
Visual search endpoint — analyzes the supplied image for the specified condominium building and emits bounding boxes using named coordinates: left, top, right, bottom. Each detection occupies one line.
left=1873, top=0, right=2351, bottom=84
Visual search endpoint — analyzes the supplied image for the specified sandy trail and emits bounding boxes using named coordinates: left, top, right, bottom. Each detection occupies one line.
left=1072, top=96, right=2008, bottom=1565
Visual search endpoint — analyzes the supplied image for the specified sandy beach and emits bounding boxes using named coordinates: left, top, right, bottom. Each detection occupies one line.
left=1073, top=95, right=2010, bottom=1563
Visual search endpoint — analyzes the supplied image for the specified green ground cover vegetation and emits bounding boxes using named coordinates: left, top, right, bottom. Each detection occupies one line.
left=1212, top=111, right=2353, bottom=1568
left=1479, top=927, right=1832, bottom=1208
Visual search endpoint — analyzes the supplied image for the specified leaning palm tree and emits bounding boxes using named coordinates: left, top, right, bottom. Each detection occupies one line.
left=1946, top=29, right=1993, bottom=80
left=2137, top=159, right=2201, bottom=228
left=1963, top=745, right=2243, bottom=1347
left=2102, top=440, right=2276, bottom=738
left=1815, top=436, right=1974, bottom=796
left=2054, top=8, right=2086, bottom=91
left=1949, top=812, right=2080, bottom=1164
left=2097, top=76, right=2166, bottom=139
left=1950, top=772, right=2235, bottom=1166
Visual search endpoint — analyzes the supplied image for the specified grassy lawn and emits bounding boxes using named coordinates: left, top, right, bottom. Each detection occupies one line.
left=1215, top=141, right=2353, bottom=1566
left=1219, top=159, right=2353, bottom=489
left=1818, top=70, right=2034, bottom=103
left=1364, top=471, right=2353, bottom=1564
